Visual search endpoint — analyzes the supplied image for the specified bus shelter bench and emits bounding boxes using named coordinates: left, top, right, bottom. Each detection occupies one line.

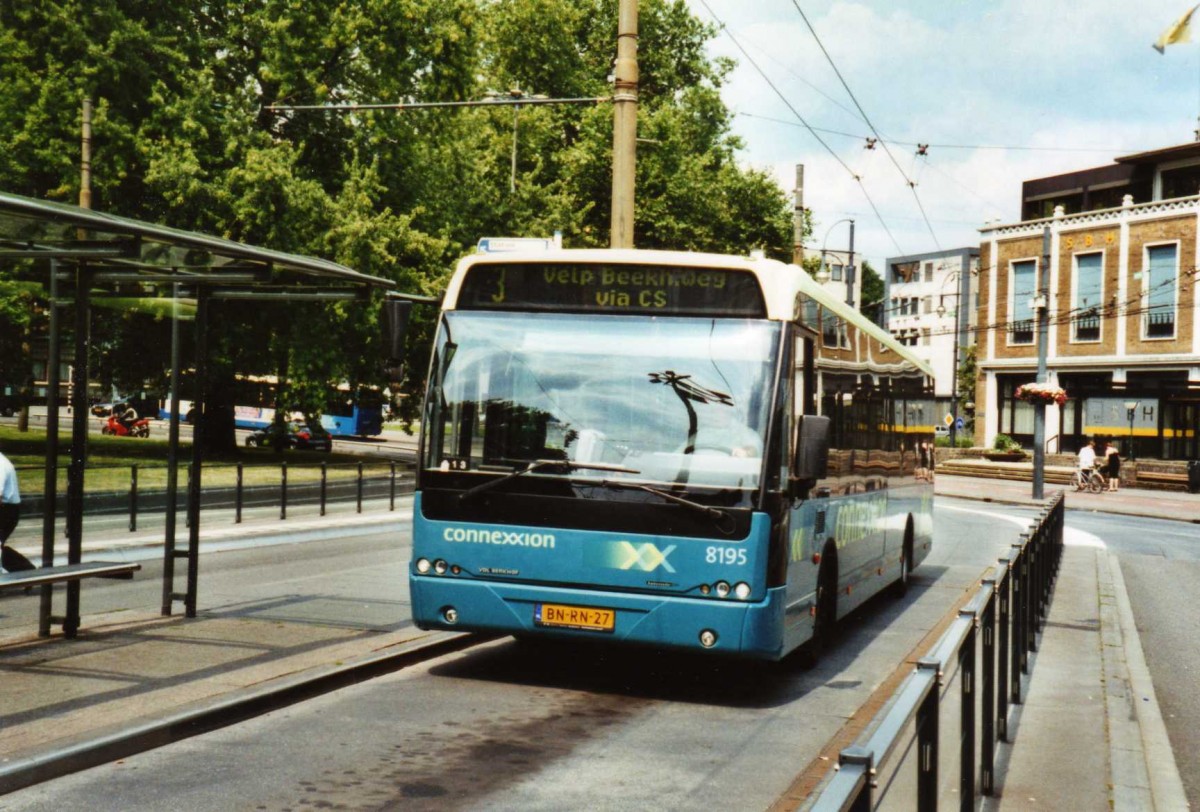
left=0, top=561, right=141, bottom=593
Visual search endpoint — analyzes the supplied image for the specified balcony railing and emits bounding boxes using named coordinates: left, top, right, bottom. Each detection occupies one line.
left=1144, top=309, right=1175, bottom=339
left=1072, top=312, right=1100, bottom=342
left=1007, top=319, right=1033, bottom=345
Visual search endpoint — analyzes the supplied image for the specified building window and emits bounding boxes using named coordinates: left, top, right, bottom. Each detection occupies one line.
left=922, top=296, right=932, bottom=315
left=1144, top=244, right=1178, bottom=339
left=1009, top=259, right=1036, bottom=345
left=823, top=313, right=841, bottom=348
left=923, top=262, right=934, bottom=282
left=830, top=263, right=843, bottom=282
left=921, top=328, right=930, bottom=346
left=1072, top=252, right=1102, bottom=342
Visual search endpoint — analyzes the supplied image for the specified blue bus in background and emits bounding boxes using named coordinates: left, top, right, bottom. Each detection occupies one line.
left=165, top=379, right=384, bottom=439
left=405, top=248, right=934, bottom=661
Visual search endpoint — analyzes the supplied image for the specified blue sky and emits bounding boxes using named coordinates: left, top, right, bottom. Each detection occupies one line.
left=684, top=0, right=1200, bottom=269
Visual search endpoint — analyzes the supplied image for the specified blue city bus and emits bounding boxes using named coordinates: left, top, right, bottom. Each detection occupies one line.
left=320, top=386, right=384, bottom=438
left=407, top=249, right=934, bottom=660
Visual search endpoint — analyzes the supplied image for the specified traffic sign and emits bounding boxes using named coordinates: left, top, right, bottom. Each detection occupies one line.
left=955, top=417, right=965, bottom=430
left=944, top=413, right=954, bottom=426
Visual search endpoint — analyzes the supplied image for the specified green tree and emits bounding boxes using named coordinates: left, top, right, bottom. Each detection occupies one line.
left=859, top=260, right=884, bottom=325
left=0, top=0, right=803, bottom=449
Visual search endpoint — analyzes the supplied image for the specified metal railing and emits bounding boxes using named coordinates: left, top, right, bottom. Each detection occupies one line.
left=16, top=459, right=415, bottom=531
left=806, top=491, right=1065, bottom=811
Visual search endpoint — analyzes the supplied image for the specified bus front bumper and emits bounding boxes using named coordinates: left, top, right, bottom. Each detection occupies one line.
left=409, top=576, right=789, bottom=660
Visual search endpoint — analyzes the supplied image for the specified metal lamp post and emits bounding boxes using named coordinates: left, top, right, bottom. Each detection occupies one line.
left=1124, top=400, right=1139, bottom=461
left=813, top=219, right=856, bottom=306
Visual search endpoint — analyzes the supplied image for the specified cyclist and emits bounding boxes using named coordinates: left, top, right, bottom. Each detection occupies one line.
left=1076, top=438, right=1097, bottom=491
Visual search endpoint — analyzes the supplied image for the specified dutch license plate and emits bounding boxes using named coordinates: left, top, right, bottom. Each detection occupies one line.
left=535, top=603, right=616, bottom=632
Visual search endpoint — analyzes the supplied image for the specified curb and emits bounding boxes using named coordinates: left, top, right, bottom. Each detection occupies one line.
left=1102, top=554, right=1189, bottom=810
left=0, top=631, right=486, bottom=796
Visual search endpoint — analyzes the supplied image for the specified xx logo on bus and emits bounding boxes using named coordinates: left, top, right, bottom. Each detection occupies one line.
left=590, top=541, right=677, bottom=573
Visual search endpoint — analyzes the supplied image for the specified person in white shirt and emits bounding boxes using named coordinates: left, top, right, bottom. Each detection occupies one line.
left=1076, top=439, right=1097, bottom=489
left=0, top=448, right=31, bottom=572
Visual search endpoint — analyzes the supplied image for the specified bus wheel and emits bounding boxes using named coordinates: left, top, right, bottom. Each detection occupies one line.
left=795, top=549, right=838, bottom=669
left=892, top=520, right=914, bottom=598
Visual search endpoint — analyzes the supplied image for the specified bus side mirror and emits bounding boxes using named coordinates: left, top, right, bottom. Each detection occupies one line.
left=382, top=299, right=413, bottom=379
left=791, top=415, right=831, bottom=497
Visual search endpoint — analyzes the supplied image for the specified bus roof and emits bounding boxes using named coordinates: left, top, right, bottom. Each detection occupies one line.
left=441, top=248, right=933, bottom=377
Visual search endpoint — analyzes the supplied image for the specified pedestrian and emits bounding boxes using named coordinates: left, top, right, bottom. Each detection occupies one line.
left=1076, top=438, right=1097, bottom=490
left=0, top=447, right=34, bottom=572
left=920, top=441, right=935, bottom=482
left=1102, top=440, right=1122, bottom=492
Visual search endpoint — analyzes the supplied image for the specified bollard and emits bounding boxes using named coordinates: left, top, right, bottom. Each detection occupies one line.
left=320, top=462, right=327, bottom=517
left=185, top=463, right=192, bottom=528
left=390, top=462, right=396, bottom=511
left=357, top=461, right=363, bottom=513
left=129, top=464, right=138, bottom=532
left=235, top=463, right=244, bottom=524
left=281, top=461, right=288, bottom=521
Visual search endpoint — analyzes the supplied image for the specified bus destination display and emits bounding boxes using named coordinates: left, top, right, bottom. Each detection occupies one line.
left=457, top=263, right=766, bottom=316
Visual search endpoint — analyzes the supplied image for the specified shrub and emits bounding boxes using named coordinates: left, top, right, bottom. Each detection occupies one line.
left=993, top=433, right=1022, bottom=452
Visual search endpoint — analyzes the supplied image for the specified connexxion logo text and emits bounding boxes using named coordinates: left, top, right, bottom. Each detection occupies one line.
left=442, top=527, right=556, bottom=548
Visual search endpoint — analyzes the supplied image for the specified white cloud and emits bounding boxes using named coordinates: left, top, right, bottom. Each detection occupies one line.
left=687, top=0, right=1200, bottom=267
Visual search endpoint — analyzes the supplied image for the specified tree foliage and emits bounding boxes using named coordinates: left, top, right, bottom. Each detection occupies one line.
left=0, top=0, right=800, bottom=447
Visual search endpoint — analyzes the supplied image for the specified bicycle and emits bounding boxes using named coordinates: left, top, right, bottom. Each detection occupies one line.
left=1074, top=466, right=1107, bottom=493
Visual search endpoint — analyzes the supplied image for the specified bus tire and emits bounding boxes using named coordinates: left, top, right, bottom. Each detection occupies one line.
left=892, top=518, right=914, bottom=598
left=796, top=546, right=838, bottom=668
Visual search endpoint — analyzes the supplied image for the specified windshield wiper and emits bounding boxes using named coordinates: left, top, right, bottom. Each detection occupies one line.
left=458, top=459, right=640, bottom=503
left=598, top=480, right=736, bottom=535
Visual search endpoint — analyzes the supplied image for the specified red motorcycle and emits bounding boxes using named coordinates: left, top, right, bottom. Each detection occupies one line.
left=102, top=414, right=151, bottom=438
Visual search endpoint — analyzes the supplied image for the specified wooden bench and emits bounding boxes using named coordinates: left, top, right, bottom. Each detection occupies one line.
left=1134, top=470, right=1189, bottom=490
left=0, top=561, right=141, bottom=592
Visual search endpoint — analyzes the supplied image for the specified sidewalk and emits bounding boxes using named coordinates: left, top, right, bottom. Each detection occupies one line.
left=1, top=480, right=1195, bottom=804
left=940, top=475, right=1192, bottom=811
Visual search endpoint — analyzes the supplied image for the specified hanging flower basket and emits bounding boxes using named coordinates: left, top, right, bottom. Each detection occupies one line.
left=1015, top=383, right=1068, bottom=406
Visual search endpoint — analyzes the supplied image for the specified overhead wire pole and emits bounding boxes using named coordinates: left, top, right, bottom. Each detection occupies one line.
left=611, top=0, right=638, bottom=248
left=1032, top=225, right=1051, bottom=500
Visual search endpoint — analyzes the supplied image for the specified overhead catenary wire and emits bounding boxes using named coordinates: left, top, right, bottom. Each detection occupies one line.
left=694, top=0, right=907, bottom=256
left=788, top=0, right=942, bottom=252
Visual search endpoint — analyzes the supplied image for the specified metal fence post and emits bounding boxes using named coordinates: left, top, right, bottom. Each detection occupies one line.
left=916, top=657, right=941, bottom=812
left=280, top=461, right=288, bottom=521
left=1026, top=531, right=1039, bottom=654
left=959, top=609, right=977, bottom=812
left=320, top=462, right=327, bottom=517
left=235, top=462, right=244, bottom=524
left=981, top=580, right=997, bottom=795
left=839, top=746, right=874, bottom=812
left=390, top=462, right=396, bottom=511
left=997, top=562, right=1011, bottom=741
left=357, top=461, right=363, bottom=513
left=129, top=464, right=138, bottom=532
left=1010, top=543, right=1025, bottom=703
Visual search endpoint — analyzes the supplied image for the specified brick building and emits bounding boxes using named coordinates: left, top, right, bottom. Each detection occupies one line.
left=976, top=143, right=1200, bottom=460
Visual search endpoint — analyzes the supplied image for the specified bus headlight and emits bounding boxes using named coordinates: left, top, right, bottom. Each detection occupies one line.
left=443, top=607, right=459, bottom=624
left=734, top=582, right=752, bottom=600
left=714, top=581, right=731, bottom=598
left=434, top=559, right=448, bottom=575
left=416, top=558, right=432, bottom=574
left=699, top=629, right=718, bottom=648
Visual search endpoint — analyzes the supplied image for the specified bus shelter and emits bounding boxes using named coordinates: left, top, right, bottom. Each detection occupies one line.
left=0, top=191, right=394, bottom=637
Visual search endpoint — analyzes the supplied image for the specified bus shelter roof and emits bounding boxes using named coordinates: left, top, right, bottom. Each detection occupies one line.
left=0, top=191, right=393, bottom=292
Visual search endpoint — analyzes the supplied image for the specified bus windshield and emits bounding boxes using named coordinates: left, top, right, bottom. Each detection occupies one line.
left=424, top=311, right=781, bottom=495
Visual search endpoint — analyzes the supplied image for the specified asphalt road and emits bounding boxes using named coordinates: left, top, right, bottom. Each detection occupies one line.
left=1063, top=510, right=1200, bottom=806
left=1, top=497, right=1035, bottom=811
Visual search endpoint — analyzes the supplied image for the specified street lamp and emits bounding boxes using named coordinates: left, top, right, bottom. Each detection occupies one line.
left=813, top=219, right=856, bottom=306
left=935, top=268, right=969, bottom=448
left=1124, top=400, right=1139, bottom=461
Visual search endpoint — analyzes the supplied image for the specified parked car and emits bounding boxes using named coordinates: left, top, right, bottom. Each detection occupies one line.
left=92, top=393, right=158, bottom=419
left=244, top=422, right=332, bottom=452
